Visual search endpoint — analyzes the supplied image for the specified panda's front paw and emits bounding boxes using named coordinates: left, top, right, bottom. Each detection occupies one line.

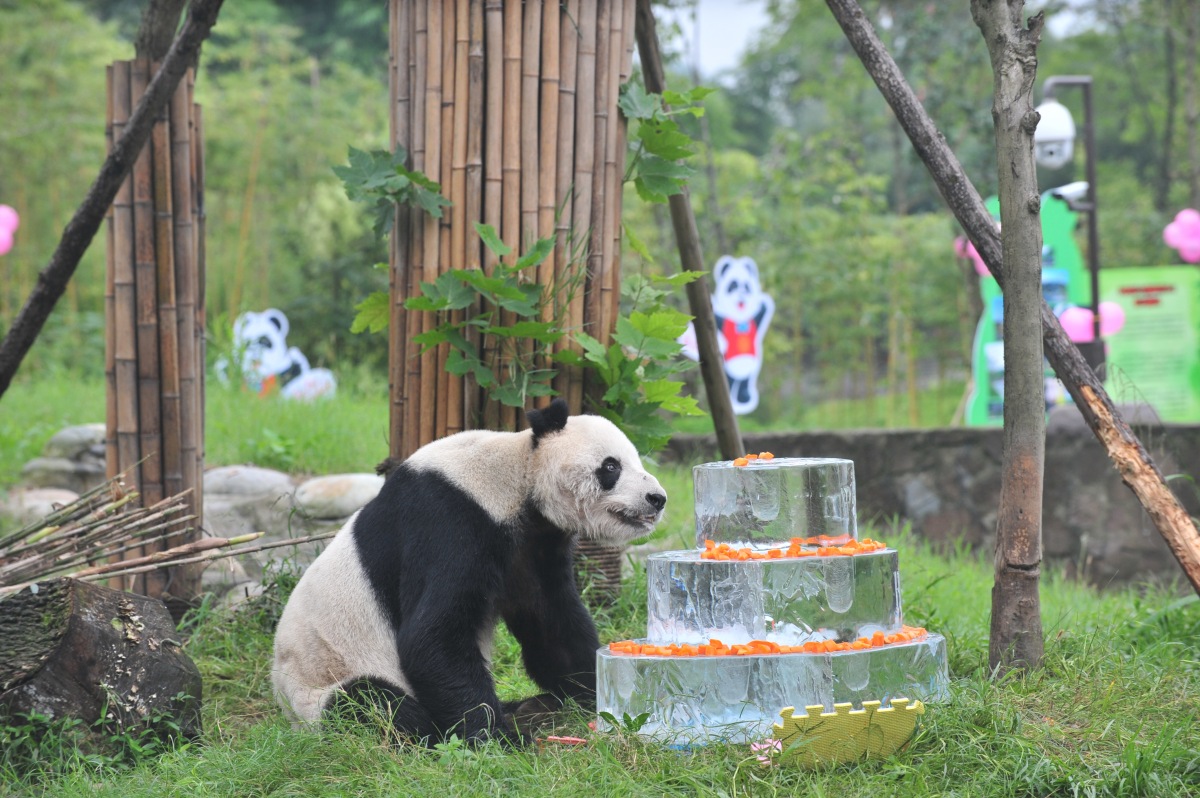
left=504, top=693, right=564, bottom=741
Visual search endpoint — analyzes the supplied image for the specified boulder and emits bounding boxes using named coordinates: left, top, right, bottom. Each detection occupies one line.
left=0, top=487, right=80, bottom=528
left=293, top=473, right=384, bottom=520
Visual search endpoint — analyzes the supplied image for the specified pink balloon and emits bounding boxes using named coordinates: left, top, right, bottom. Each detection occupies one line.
left=954, top=235, right=989, bottom=276
left=1059, top=305, right=1094, bottom=342
left=0, top=227, right=12, bottom=256
left=1164, top=208, right=1200, bottom=263
left=0, top=205, right=17, bottom=233
left=1099, top=301, right=1126, bottom=337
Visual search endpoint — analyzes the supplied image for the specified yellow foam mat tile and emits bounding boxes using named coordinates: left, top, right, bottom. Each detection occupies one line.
left=771, top=698, right=924, bottom=767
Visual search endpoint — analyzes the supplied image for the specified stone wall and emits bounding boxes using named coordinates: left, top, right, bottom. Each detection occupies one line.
left=664, top=408, right=1200, bottom=588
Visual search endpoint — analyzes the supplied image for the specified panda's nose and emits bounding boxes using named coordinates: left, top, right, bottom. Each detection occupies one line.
left=646, top=492, right=666, bottom=511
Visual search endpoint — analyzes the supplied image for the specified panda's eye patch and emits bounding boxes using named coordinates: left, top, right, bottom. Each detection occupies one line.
left=596, top=457, right=621, bottom=491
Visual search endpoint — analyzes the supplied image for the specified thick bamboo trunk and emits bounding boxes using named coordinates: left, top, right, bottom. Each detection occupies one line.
left=825, top=0, right=1200, bottom=595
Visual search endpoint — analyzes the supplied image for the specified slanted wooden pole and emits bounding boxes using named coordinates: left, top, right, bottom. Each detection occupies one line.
left=634, top=0, right=744, bottom=460
left=825, top=0, right=1200, bottom=595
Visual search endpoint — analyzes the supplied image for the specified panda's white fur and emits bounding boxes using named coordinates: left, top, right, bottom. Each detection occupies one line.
left=271, top=400, right=665, bottom=744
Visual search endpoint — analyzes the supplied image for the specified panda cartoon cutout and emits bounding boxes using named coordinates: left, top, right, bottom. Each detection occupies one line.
left=271, top=399, right=666, bottom=745
left=680, top=256, right=774, bottom=414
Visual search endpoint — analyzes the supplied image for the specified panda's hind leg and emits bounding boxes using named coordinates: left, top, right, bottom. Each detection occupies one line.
left=325, top=677, right=438, bottom=745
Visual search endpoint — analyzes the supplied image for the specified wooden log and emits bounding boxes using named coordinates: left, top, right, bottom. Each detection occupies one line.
left=570, top=0, right=598, bottom=411
left=0, top=579, right=202, bottom=745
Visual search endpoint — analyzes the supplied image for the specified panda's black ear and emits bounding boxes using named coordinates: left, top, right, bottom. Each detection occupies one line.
left=526, top=398, right=569, bottom=443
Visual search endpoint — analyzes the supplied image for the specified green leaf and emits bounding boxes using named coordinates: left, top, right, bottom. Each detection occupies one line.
left=349, top=291, right=390, bottom=334
left=655, top=270, right=707, bottom=287
left=637, top=120, right=695, bottom=161
left=633, top=155, right=694, bottom=203
left=617, top=81, right=659, bottom=121
left=662, top=86, right=715, bottom=106
left=485, top=321, right=565, bottom=344
left=630, top=308, right=692, bottom=341
left=515, top=235, right=555, bottom=271
left=475, top=223, right=512, bottom=257
left=622, top=222, right=655, bottom=265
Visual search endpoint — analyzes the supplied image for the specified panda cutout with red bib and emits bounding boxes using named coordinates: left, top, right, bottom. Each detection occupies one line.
left=679, top=256, right=774, bottom=415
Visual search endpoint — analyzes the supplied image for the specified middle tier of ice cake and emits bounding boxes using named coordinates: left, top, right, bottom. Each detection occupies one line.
left=647, top=549, right=901, bottom=645
left=694, top=457, right=856, bottom=547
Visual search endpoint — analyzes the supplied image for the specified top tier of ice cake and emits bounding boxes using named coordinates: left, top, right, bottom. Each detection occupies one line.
left=694, top=457, right=856, bottom=548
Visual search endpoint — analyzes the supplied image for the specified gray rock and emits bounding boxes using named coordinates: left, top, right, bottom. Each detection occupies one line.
left=20, top=456, right=106, bottom=493
left=43, top=423, right=106, bottom=460
left=204, top=465, right=295, bottom=497
left=1, top=487, right=81, bottom=528
left=293, top=473, right=384, bottom=520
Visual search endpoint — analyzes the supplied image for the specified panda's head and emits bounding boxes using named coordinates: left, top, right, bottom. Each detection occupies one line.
left=526, top=399, right=667, bottom=544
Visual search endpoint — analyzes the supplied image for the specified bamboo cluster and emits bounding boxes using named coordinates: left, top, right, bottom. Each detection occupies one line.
left=387, top=0, right=636, bottom=458
left=104, top=60, right=206, bottom=598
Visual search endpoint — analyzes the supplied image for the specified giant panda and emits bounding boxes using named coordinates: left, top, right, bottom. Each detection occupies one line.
left=271, top=398, right=667, bottom=746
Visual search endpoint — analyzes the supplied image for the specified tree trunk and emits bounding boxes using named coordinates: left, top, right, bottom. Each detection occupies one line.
left=824, top=0, right=1200, bottom=597
left=634, top=0, right=744, bottom=459
left=0, top=579, right=202, bottom=746
left=1185, top=2, right=1200, bottom=208
left=0, top=0, right=225, bottom=400
left=972, top=0, right=1046, bottom=673
left=135, top=0, right=189, bottom=61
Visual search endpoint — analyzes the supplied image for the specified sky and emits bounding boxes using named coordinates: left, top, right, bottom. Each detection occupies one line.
left=656, top=1, right=1084, bottom=80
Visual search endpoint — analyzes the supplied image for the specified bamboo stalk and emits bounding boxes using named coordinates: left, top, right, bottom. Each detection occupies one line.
left=191, top=95, right=207, bottom=535
left=445, top=0, right=469, bottom=435
left=171, top=74, right=199, bottom=538
left=536, top=0, right=561, bottom=411
left=152, top=65, right=182, bottom=512
left=483, top=0, right=504, bottom=277
left=421, top=0, right=443, bottom=444
left=389, top=1, right=411, bottom=459
left=521, top=0, right=543, bottom=250
left=601, top=1, right=631, bottom=344
left=131, top=60, right=163, bottom=567
left=435, top=0, right=457, bottom=440
left=570, top=0, right=598, bottom=411
left=464, top=0, right=485, bottom=428
left=584, top=0, right=612, bottom=403
left=111, top=61, right=142, bottom=500
left=499, top=0, right=523, bottom=431
left=104, top=64, right=119, bottom=479
left=553, top=0, right=581, bottom=405
left=405, top=0, right=429, bottom=456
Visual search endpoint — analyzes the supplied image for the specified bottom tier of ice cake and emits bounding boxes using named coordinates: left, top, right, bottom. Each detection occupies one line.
left=595, top=633, right=949, bottom=745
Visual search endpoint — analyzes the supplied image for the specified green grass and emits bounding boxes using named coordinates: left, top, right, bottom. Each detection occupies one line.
left=672, top=380, right=969, bottom=436
left=0, top=369, right=392, bottom=486
left=4, top=497, right=1198, bottom=797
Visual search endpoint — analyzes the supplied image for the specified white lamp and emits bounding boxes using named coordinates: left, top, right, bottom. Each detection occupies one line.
left=1033, top=98, right=1076, bottom=169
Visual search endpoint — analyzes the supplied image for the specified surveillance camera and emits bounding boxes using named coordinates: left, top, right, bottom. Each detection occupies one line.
left=1049, top=181, right=1089, bottom=203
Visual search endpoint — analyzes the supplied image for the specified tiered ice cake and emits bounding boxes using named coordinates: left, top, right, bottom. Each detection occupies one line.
left=596, top=457, right=949, bottom=744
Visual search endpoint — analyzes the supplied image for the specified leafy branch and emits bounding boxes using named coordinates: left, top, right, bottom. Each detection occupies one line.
left=618, top=82, right=714, bottom=203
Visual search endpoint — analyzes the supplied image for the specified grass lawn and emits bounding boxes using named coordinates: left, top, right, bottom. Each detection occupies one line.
left=4, top=508, right=1198, bottom=797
